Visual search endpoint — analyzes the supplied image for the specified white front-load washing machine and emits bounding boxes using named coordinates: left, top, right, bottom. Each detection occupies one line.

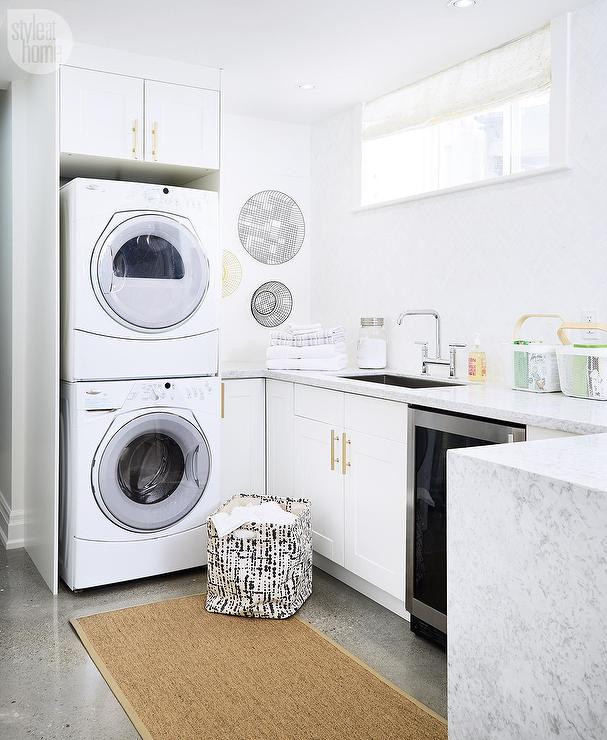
left=60, top=376, right=221, bottom=590
left=60, top=178, right=219, bottom=382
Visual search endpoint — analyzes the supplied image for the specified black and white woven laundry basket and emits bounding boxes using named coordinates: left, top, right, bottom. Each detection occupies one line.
left=206, top=494, right=312, bottom=619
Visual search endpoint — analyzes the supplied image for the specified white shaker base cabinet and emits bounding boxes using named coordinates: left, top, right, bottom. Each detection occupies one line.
left=293, top=416, right=345, bottom=566
left=145, top=80, right=219, bottom=169
left=344, top=431, right=406, bottom=600
left=266, top=380, right=295, bottom=497
left=60, top=67, right=144, bottom=160
left=289, top=382, right=407, bottom=601
left=220, top=380, right=265, bottom=502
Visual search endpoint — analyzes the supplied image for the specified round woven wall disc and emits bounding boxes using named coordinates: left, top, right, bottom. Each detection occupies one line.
left=222, top=250, right=242, bottom=297
left=238, top=190, right=305, bottom=265
left=251, top=281, right=293, bottom=327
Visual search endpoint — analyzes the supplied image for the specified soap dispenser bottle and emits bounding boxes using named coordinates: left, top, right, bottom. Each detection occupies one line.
left=468, top=334, right=487, bottom=383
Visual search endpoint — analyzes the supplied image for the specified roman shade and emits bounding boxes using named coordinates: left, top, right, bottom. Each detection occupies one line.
left=362, top=26, right=551, bottom=141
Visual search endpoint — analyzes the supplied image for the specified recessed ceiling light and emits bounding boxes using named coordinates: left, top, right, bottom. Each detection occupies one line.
left=447, top=0, right=478, bottom=7
left=297, top=83, right=316, bottom=90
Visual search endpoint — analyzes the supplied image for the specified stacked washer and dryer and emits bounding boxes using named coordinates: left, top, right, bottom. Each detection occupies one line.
left=59, top=178, right=221, bottom=590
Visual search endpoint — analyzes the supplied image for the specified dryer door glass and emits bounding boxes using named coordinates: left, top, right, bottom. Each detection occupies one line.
left=95, top=412, right=211, bottom=532
left=96, top=214, right=209, bottom=331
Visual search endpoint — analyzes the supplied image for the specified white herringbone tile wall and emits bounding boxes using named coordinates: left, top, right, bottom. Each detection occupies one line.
left=310, top=0, right=607, bottom=382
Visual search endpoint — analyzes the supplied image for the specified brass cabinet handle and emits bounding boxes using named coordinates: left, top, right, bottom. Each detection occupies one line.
left=131, top=119, right=138, bottom=158
left=151, top=120, right=159, bottom=161
left=330, top=429, right=340, bottom=470
left=220, top=382, right=225, bottom=419
left=341, top=434, right=351, bottom=475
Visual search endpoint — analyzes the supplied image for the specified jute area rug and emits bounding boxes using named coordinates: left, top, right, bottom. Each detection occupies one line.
left=71, top=594, right=447, bottom=740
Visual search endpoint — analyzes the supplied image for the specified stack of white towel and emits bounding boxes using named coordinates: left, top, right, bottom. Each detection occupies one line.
left=266, top=323, right=347, bottom=371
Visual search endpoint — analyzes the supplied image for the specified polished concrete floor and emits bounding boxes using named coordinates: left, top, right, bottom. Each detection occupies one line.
left=0, top=547, right=447, bottom=739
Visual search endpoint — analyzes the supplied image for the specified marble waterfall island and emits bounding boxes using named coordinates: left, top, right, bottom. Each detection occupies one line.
left=447, top=433, right=607, bottom=740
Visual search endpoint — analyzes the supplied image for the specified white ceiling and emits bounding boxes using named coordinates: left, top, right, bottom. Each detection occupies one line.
left=0, top=0, right=594, bottom=123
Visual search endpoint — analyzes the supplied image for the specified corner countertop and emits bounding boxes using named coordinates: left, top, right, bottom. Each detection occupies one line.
left=221, top=363, right=607, bottom=435
left=449, top=432, right=607, bottom=493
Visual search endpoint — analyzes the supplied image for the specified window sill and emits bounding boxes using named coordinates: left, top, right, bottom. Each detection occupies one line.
left=353, top=164, right=571, bottom=213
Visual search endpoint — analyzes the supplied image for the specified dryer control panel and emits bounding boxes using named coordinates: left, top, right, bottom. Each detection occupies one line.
left=142, top=184, right=209, bottom=212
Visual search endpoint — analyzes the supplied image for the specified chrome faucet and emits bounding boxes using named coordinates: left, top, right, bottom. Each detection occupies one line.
left=397, top=309, right=465, bottom=378
left=397, top=309, right=442, bottom=357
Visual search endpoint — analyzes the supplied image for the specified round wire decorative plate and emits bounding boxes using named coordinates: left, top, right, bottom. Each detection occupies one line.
left=222, top=250, right=243, bottom=297
left=251, top=281, right=293, bottom=327
left=238, top=190, right=305, bottom=265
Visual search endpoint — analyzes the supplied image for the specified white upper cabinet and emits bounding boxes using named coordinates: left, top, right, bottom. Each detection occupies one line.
left=60, top=66, right=219, bottom=169
left=145, top=81, right=219, bottom=169
left=60, top=67, right=144, bottom=160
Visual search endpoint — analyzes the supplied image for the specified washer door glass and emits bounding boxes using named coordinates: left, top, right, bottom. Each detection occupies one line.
left=96, top=214, right=209, bottom=331
left=95, top=412, right=211, bottom=532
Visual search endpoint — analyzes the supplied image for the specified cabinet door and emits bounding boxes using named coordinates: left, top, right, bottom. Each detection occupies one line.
left=266, top=380, right=295, bottom=497
left=144, top=81, right=219, bottom=168
left=293, top=417, right=344, bottom=566
left=221, top=380, right=265, bottom=501
left=60, top=66, right=143, bottom=159
left=344, top=430, right=406, bottom=599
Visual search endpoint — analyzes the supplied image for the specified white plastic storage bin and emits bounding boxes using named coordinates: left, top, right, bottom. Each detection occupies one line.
left=206, top=494, right=312, bottom=619
left=510, top=314, right=563, bottom=393
left=556, top=322, right=607, bottom=400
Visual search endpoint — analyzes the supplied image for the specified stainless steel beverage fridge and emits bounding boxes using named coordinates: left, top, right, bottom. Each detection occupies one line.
left=406, top=407, right=525, bottom=646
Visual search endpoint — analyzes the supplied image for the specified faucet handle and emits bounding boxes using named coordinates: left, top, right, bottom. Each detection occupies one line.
left=414, top=340, right=429, bottom=352
left=449, top=343, right=466, bottom=350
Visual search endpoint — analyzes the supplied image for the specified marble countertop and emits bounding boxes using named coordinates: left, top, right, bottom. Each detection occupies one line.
left=450, top=432, right=607, bottom=492
left=221, top=363, right=607, bottom=435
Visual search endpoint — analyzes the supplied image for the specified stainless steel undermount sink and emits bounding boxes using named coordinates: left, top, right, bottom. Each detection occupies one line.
left=339, top=373, right=461, bottom=389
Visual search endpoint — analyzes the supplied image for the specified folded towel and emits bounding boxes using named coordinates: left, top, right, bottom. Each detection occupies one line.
left=266, top=343, right=347, bottom=360
left=284, top=323, right=322, bottom=336
left=210, top=501, right=295, bottom=538
left=266, top=354, right=348, bottom=372
left=270, top=326, right=346, bottom=347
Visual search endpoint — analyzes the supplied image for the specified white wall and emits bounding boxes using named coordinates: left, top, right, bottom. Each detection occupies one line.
left=220, top=113, right=311, bottom=363
left=0, top=89, right=13, bottom=545
left=0, top=82, right=27, bottom=549
left=310, top=0, right=607, bottom=382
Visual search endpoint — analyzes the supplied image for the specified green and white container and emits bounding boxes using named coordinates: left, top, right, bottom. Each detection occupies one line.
left=556, top=322, right=607, bottom=400
left=510, top=314, right=563, bottom=393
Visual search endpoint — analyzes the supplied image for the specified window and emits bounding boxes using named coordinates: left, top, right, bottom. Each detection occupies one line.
left=361, top=27, right=552, bottom=205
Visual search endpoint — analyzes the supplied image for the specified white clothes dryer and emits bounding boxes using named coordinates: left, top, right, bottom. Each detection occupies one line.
left=60, top=178, right=219, bottom=381
left=59, top=376, right=221, bottom=590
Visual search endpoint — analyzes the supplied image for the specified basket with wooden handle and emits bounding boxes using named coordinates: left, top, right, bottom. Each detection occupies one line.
left=556, top=322, right=607, bottom=400
left=510, top=313, right=564, bottom=393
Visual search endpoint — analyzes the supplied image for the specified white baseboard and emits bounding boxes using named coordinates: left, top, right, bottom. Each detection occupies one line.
left=313, top=552, right=410, bottom=621
left=0, top=489, right=24, bottom=550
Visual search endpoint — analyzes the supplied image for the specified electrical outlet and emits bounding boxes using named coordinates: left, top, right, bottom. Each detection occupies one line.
left=581, top=309, right=598, bottom=339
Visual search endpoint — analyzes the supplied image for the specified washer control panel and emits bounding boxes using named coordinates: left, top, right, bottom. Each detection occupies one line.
left=128, top=379, right=214, bottom=403
left=81, top=378, right=216, bottom=411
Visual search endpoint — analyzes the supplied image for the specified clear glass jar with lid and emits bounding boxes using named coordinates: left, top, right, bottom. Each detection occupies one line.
left=357, top=317, right=387, bottom=369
